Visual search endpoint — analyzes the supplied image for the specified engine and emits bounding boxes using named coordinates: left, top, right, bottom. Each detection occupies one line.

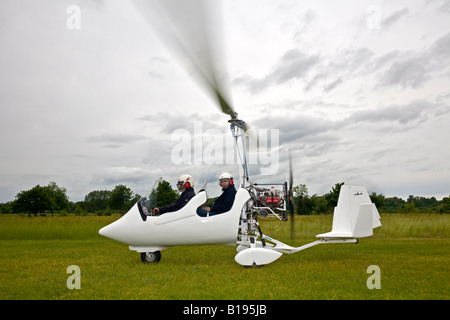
left=247, top=183, right=288, bottom=221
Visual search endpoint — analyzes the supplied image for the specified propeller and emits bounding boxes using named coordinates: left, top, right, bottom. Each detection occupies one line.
left=288, top=153, right=295, bottom=240
left=132, top=0, right=238, bottom=120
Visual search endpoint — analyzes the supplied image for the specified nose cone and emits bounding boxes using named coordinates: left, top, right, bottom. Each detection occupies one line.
left=99, top=216, right=139, bottom=244
left=98, top=224, right=112, bottom=238
left=98, top=203, right=143, bottom=244
left=98, top=219, right=124, bottom=242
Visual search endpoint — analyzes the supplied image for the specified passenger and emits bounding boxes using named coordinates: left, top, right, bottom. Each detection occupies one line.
left=197, top=172, right=236, bottom=217
left=151, top=174, right=195, bottom=215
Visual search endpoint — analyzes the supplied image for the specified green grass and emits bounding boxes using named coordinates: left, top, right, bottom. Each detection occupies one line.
left=0, top=213, right=448, bottom=300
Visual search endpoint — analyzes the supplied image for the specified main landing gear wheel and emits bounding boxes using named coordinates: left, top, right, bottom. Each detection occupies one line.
left=141, top=251, right=161, bottom=264
left=244, top=263, right=263, bottom=269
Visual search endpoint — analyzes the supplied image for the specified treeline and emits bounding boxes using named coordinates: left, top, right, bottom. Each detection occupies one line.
left=0, top=181, right=141, bottom=216
left=1, top=181, right=449, bottom=216
left=295, top=183, right=450, bottom=215
left=0, top=179, right=181, bottom=216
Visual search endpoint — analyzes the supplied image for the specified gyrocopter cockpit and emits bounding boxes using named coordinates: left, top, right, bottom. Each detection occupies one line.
left=137, top=179, right=209, bottom=222
left=136, top=181, right=159, bottom=221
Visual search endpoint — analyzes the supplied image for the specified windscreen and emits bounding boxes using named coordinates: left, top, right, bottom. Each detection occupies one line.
left=137, top=180, right=159, bottom=217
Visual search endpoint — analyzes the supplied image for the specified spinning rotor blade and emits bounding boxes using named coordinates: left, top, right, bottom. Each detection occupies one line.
left=132, top=0, right=237, bottom=119
left=289, top=154, right=295, bottom=240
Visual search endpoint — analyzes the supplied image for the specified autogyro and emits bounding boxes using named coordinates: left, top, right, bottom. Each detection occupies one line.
left=99, top=0, right=381, bottom=266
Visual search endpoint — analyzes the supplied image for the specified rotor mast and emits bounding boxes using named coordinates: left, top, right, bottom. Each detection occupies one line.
left=228, top=116, right=249, bottom=188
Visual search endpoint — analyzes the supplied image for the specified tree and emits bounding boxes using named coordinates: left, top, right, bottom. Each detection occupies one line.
left=404, top=200, right=416, bottom=213
left=11, top=182, right=70, bottom=216
left=293, top=184, right=308, bottom=198
left=310, top=194, right=328, bottom=214
left=324, top=182, right=344, bottom=211
left=1, top=201, right=13, bottom=214
left=293, top=184, right=311, bottom=215
left=46, top=181, right=70, bottom=213
left=384, top=196, right=405, bottom=213
left=110, top=185, right=134, bottom=211
left=438, top=197, right=450, bottom=214
left=84, top=190, right=111, bottom=213
left=370, top=192, right=385, bottom=209
left=12, top=185, right=54, bottom=216
left=155, top=179, right=179, bottom=207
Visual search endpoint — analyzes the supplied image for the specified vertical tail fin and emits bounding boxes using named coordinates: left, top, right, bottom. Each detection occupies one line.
left=316, top=185, right=381, bottom=239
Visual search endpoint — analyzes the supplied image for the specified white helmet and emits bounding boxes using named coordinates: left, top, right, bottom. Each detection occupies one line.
left=177, top=174, right=194, bottom=189
left=219, top=172, right=233, bottom=180
left=219, top=172, right=233, bottom=185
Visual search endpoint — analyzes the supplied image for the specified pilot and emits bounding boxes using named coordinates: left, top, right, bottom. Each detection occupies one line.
left=151, top=174, right=195, bottom=215
left=197, top=172, right=236, bottom=217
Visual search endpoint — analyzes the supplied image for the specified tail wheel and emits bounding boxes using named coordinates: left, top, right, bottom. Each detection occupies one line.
left=141, top=251, right=161, bottom=264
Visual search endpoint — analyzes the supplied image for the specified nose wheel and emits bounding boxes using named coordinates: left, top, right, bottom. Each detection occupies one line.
left=141, top=251, right=161, bottom=263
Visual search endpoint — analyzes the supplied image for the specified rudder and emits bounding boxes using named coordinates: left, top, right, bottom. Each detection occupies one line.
left=316, top=185, right=381, bottom=239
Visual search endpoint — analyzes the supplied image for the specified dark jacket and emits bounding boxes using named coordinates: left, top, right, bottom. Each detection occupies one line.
left=211, top=185, right=237, bottom=214
left=159, top=188, right=195, bottom=214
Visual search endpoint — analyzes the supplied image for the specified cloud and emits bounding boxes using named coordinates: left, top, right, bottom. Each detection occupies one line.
left=138, top=111, right=222, bottom=134
left=272, top=49, right=320, bottom=84
left=378, top=54, right=429, bottom=88
left=429, top=32, right=450, bottom=62
left=292, top=9, right=318, bottom=43
left=250, top=99, right=449, bottom=161
left=235, top=31, right=450, bottom=94
left=253, top=113, right=337, bottom=144
left=377, top=32, right=450, bottom=89
left=233, top=48, right=320, bottom=93
left=94, top=166, right=150, bottom=188
left=304, top=46, right=374, bottom=92
left=87, top=133, right=147, bottom=148
left=343, top=100, right=435, bottom=127
left=1, top=1, right=450, bottom=202
left=437, top=1, right=450, bottom=13
left=382, top=7, right=410, bottom=29
left=323, top=76, right=343, bottom=92
left=234, top=45, right=376, bottom=94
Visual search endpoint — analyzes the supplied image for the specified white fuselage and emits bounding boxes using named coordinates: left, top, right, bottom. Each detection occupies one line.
left=99, top=188, right=251, bottom=253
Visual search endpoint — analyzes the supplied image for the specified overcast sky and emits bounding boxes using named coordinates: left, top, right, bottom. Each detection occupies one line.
left=1, top=0, right=449, bottom=203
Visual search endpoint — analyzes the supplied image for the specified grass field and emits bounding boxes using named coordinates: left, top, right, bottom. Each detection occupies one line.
left=0, top=213, right=448, bottom=300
